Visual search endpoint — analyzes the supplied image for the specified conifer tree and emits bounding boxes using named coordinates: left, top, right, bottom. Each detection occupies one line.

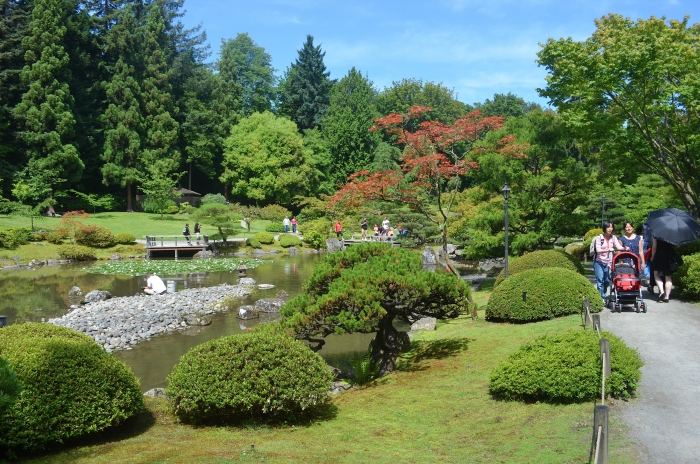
left=101, top=6, right=144, bottom=212
left=279, top=35, right=334, bottom=131
left=14, top=0, right=83, bottom=200
left=140, top=3, right=179, bottom=174
left=322, top=67, right=380, bottom=185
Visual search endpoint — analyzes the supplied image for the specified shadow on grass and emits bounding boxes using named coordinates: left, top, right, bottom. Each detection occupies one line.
left=183, top=402, right=339, bottom=429
left=8, top=407, right=156, bottom=461
left=397, top=337, right=473, bottom=372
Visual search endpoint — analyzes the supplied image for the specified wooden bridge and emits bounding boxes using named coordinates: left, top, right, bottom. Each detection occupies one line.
left=342, top=235, right=401, bottom=247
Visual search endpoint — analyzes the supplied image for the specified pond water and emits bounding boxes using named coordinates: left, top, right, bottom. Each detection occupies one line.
left=0, top=253, right=374, bottom=391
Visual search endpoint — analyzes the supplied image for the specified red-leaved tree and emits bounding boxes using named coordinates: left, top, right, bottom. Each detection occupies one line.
left=331, top=106, right=526, bottom=268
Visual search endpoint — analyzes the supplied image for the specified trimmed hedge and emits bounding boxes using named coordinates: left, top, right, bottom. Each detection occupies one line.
left=0, top=356, right=21, bottom=416
left=301, top=218, right=331, bottom=249
left=489, top=330, right=643, bottom=403
left=265, top=223, right=287, bottom=233
left=486, top=268, right=603, bottom=322
left=673, top=252, right=700, bottom=298
left=114, top=232, right=136, bottom=244
left=75, top=225, right=115, bottom=248
left=247, top=237, right=262, bottom=249
left=0, top=227, right=32, bottom=249
left=58, top=245, right=97, bottom=261
left=279, top=234, right=302, bottom=248
left=0, top=324, right=144, bottom=451
left=494, top=249, right=584, bottom=287
left=166, top=327, right=332, bottom=424
left=254, top=231, right=274, bottom=245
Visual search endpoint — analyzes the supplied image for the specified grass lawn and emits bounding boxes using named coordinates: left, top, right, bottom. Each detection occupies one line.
left=16, top=308, right=639, bottom=464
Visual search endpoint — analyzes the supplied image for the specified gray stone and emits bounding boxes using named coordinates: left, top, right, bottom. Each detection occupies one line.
left=193, top=250, right=215, bottom=259
left=422, top=246, right=437, bottom=265
left=82, top=290, right=112, bottom=304
left=68, top=286, right=83, bottom=299
left=238, top=277, right=257, bottom=286
left=411, top=317, right=437, bottom=331
left=144, top=388, right=166, bottom=398
left=276, top=290, right=289, bottom=299
left=257, top=284, right=275, bottom=290
left=110, top=253, right=122, bottom=261
left=326, top=238, right=344, bottom=252
left=288, top=246, right=299, bottom=256
left=237, top=305, right=258, bottom=320
left=254, top=298, right=286, bottom=313
left=331, top=381, right=353, bottom=395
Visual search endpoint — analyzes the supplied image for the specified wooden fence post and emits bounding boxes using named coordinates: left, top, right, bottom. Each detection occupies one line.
left=583, top=298, right=591, bottom=327
left=593, top=405, right=609, bottom=464
left=599, top=338, right=611, bottom=378
left=592, top=314, right=601, bottom=332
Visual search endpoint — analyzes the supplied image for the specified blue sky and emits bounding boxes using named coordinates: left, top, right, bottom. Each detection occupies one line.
left=181, top=0, right=699, bottom=107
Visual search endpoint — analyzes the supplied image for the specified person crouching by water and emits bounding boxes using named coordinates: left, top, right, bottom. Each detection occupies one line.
left=143, top=273, right=166, bottom=295
left=593, top=221, right=627, bottom=301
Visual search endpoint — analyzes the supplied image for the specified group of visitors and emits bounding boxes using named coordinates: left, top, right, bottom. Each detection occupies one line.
left=282, top=216, right=298, bottom=234
left=182, top=223, right=202, bottom=245
left=593, top=220, right=676, bottom=304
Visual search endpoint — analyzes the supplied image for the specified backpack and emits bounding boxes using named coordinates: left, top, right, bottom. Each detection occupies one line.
left=589, top=235, right=599, bottom=257
left=183, top=226, right=188, bottom=235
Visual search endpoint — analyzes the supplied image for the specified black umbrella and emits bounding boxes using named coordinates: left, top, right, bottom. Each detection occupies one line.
left=644, top=207, right=700, bottom=246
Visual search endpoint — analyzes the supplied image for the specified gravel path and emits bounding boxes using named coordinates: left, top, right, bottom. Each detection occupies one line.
left=599, top=291, right=700, bottom=463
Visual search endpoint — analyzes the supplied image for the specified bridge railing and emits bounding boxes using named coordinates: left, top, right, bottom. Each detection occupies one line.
left=144, top=235, right=209, bottom=248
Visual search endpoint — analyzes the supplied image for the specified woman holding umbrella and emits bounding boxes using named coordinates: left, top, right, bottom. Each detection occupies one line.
left=651, top=237, right=675, bottom=302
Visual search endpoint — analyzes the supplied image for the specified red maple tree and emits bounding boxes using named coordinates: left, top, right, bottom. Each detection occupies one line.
left=331, top=106, right=527, bottom=264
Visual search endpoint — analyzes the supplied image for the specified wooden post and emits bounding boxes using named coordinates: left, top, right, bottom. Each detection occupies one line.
left=593, top=405, right=609, bottom=464
left=599, top=339, right=611, bottom=378
left=592, top=314, right=601, bottom=332
left=583, top=298, right=591, bottom=327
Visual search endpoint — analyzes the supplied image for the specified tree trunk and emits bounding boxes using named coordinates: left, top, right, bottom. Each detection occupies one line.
left=189, top=160, right=192, bottom=190
left=371, top=314, right=399, bottom=376
left=126, top=181, right=133, bottom=212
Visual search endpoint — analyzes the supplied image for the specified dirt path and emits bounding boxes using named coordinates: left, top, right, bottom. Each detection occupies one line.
left=599, top=291, right=700, bottom=463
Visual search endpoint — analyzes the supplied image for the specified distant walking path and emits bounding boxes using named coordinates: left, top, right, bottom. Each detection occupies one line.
left=599, top=292, right=700, bottom=463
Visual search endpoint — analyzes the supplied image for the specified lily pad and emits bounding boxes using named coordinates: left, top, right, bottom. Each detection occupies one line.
left=85, top=258, right=269, bottom=276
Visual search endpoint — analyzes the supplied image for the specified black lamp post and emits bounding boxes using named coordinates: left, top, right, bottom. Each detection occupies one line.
left=601, top=194, right=606, bottom=229
left=502, top=183, right=511, bottom=278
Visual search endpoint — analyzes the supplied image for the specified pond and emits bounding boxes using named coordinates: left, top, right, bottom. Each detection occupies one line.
left=0, top=253, right=374, bottom=391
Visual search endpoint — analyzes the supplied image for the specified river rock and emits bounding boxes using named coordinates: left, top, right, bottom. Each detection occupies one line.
left=237, top=305, right=258, bottom=320
left=183, top=312, right=212, bottom=325
left=68, top=286, right=83, bottom=299
left=422, top=247, right=437, bottom=265
left=82, top=290, right=112, bottom=304
left=288, top=246, right=299, bottom=256
left=144, top=388, right=166, bottom=398
left=257, top=284, right=275, bottom=290
left=238, top=277, right=257, bottom=286
left=193, top=250, right=215, bottom=259
left=276, top=290, right=289, bottom=299
left=411, top=317, right=437, bottom=331
left=254, top=298, right=286, bottom=313
left=326, top=238, right=344, bottom=252
left=110, top=253, right=122, bottom=261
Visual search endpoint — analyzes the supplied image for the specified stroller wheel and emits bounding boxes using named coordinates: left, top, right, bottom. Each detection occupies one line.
left=641, top=302, right=647, bottom=313
left=614, top=303, right=621, bottom=313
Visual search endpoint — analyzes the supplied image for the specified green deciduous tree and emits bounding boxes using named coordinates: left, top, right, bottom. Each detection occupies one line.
left=538, top=14, right=700, bottom=216
left=281, top=243, right=471, bottom=376
left=221, top=111, right=315, bottom=206
left=278, top=35, right=334, bottom=131
left=376, top=78, right=470, bottom=125
left=219, top=33, right=276, bottom=116
left=474, top=92, right=540, bottom=119
left=322, top=67, right=381, bottom=185
left=14, top=0, right=84, bottom=198
left=138, top=165, right=182, bottom=219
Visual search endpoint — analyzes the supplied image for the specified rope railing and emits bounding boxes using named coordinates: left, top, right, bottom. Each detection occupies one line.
left=582, top=298, right=609, bottom=464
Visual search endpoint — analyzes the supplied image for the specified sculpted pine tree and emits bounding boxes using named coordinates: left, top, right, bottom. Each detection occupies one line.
left=101, top=7, right=144, bottom=212
left=323, top=67, right=381, bottom=185
left=140, top=4, right=179, bottom=174
left=13, top=0, right=84, bottom=197
left=281, top=243, right=471, bottom=376
left=280, top=35, right=334, bottom=131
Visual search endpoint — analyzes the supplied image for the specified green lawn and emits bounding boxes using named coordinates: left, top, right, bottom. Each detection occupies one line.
left=16, top=310, right=639, bottom=464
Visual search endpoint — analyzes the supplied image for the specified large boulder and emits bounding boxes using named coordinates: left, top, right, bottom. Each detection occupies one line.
left=193, top=250, right=214, bottom=259
left=238, top=277, right=257, bottom=287
left=422, top=246, right=437, bottom=265
left=237, top=305, right=258, bottom=320
left=410, top=317, right=437, bottom=331
left=254, top=298, right=286, bottom=313
left=82, top=290, right=112, bottom=304
left=326, top=238, right=344, bottom=252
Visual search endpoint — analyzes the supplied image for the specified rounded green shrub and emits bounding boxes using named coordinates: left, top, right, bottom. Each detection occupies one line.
left=265, top=223, right=286, bottom=233
left=32, top=231, right=49, bottom=242
left=494, top=249, right=584, bottom=287
left=47, top=229, right=66, bottom=244
left=673, top=252, right=700, bottom=298
left=247, top=238, right=262, bottom=249
left=279, top=234, right=302, bottom=248
left=0, top=356, right=21, bottom=417
left=486, top=268, right=603, bottom=322
left=166, top=328, right=333, bottom=424
left=200, top=193, right=228, bottom=205
left=0, top=323, right=144, bottom=451
left=75, top=225, right=115, bottom=248
left=301, top=218, right=331, bottom=249
left=114, top=232, right=136, bottom=244
left=58, top=245, right=97, bottom=261
left=254, top=231, right=274, bottom=245
left=489, top=330, right=642, bottom=403
left=166, top=205, right=180, bottom=214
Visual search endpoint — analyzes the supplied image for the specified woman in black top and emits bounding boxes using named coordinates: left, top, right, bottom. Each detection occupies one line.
left=651, top=237, right=675, bottom=302
left=361, top=218, right=368, bottom=240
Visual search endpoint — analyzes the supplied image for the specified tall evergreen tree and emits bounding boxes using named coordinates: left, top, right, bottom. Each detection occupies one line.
left=279, top=35, right=334, bottom=131
left=180, top=66, right=216, bottom=190
left=140, top=3, right=179, bottom=174
left=322, top=67, right=380, bottom=185
left=14, top=0, right=83, bottom=200
left=0, top=0, right=32, bottom=197
left=101, top=5, right=144, bottom=212
left=219, top=32, right=276, bottom=116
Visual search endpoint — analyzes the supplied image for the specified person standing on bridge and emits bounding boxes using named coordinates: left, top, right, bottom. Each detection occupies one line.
left=194, top=222, right=201, bottom=244
left=361, top=217, right=368, bottom=240
left=291, top=216, right=297, bottom=234
left=335, top=221, right=343, bottom=238
left=183, top=223, right=192, bottom=245
left=283, top=216, right=290, bottom=233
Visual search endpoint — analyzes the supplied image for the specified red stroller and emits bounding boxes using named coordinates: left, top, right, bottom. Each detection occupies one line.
left=607, top=251, right=646, bottom=313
